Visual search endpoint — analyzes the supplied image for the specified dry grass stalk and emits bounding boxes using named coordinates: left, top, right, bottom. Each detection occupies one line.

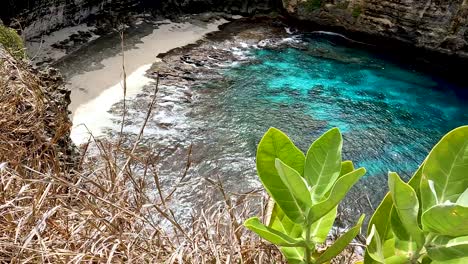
left=0, top=48, right=72, bottom=173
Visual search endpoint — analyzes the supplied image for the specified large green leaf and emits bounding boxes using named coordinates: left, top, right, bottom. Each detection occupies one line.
left=310, top=207, right=337, bottom=244
left=427, top=235, right=468, bottom=261
left=256, top=128, right=306, bottom=223
left=383, top=255, right=411, bottom=263
left=420, top=176, right=438, bottom=213
left=390, top=207, right=418, bottom=259
left=340, top=160, right=354, bottom=177
left=365, top=194, right=394, bottom=264
left=244, top=217, right=305, bottom=247
left=407, top=164, right=424, bottom=224
left=365, top=157, right=425, bottom=263
left=431, top=256, right=468, bottom=264
left=367, top=194, right=393, bottom=240
left=308, top=168, right=366, bottom=224
left=275, top=158, right=312, bottom=209
left=456, top=188, right=468, bottom=207
left=304, top=128, right=343, bottom=202
left=408, top=162, right=424, bottom=195
left=268, top=203, right=305, bottom=262
left=421, top=126, right=468, bottom=206
left=315, top=215, right=364, bottom=264
left=366, top=225, right=385, bottom=263
left=308, top=161, right=353, bottom=245
left=421, top=204, right=468, bottom=236
left=268, top=202, right=303, bottom=237
left=388, top=172, right=424, bottom=249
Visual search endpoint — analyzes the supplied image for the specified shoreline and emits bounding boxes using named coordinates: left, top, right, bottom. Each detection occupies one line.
left=51, top=17, right=230, bottom=145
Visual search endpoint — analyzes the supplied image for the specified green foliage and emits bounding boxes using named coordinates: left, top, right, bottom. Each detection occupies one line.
left=352, top=6, right=362, bottom=18
left=244, top=128, right=366, bottom=263
left=0, top=25, right=25, bottom=60
left=305, top=0, right=322, bottom=11
left=365, top=126, right=468, bottom=264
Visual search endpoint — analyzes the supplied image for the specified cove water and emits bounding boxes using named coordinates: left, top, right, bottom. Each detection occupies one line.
left=191, top=34, right=468, bottom=206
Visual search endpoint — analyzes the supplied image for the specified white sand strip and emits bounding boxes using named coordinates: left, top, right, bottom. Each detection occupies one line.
left=70, top=19, right=228, bottom=145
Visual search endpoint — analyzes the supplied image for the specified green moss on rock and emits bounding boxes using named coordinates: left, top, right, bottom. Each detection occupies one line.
left=352, top=5, right=362, bottom=18
left=0, top=25, right=25, bottom=60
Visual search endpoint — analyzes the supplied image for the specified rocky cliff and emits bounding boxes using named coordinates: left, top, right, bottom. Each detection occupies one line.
left=2, top=0, right=279, bottom=39
left=144, top=0, right=280, bottom=14
left=282, top=0, right=468, bottom=58
left=2, top=0, right=140, bottom=39
left=3, top=0, right=468, bottom=58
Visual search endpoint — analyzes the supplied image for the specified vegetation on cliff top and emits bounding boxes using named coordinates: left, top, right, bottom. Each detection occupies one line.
left=246, top=126, right=468, bottom=263
left=245, top=128, right=366, bottom=264
left=0, top=25, right=25, bottom=60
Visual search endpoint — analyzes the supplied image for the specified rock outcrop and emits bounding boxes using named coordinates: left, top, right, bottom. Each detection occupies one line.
left=2, top=0, right=279, bottom=39
left=282, top=0, right=468, bottom=58
left=144, top=0, right=280, bottom=15
left=2, top=0, right=140, bottom=39
left=2, top=0, right=468, bottom=58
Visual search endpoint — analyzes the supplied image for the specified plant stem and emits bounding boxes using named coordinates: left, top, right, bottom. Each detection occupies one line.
left=305, top=223, right=312, bottom=264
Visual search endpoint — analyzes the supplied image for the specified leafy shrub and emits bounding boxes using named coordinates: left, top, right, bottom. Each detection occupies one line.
left=244, top=127, right=366, bottom=263
left=0, top=25, right=25, bottom=60
left=365, top=126, right=468, bottom=263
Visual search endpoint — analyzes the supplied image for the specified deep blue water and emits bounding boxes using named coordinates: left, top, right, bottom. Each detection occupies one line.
left=194, top=35, right=467, bottom=201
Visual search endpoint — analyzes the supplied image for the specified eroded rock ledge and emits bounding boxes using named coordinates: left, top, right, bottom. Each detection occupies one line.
left=3, top=0, right=468, bottom=60
left=283, top=0, right=468, bottom=58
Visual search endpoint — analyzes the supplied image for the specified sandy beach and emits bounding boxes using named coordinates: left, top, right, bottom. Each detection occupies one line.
left=62, top=19, right=228, bottom=144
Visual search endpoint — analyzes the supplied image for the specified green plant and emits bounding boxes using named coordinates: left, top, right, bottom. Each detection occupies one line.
left=352, top=6, right=362, bottom=18
left=0, top=25, right=25, bottom=60
left=244, top=127, right=366, bottom=264
left=365, top=126, right=468, bottom=264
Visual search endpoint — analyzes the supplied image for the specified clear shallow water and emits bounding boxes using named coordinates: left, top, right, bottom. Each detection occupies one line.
left=189, top=35, right=468, bottom=207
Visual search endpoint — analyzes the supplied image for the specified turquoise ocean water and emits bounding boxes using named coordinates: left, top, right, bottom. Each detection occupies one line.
left=192, top=35, right=467, bottom=207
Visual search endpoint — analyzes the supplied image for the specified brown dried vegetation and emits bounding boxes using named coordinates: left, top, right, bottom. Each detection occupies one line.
left=0, top=49, right=282, bottom=263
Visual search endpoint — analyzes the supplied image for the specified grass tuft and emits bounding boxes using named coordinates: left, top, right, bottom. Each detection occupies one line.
left=352, top=6, right=363, bottom=18
left=0, top=25, right=25, bottom=60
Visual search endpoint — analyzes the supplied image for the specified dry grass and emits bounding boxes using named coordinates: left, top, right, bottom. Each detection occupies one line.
left=0, top=143, right=282, bottom=263
left=0, top=48, right=72, bottom=173
left=0, top=48, right=282, bottom=263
